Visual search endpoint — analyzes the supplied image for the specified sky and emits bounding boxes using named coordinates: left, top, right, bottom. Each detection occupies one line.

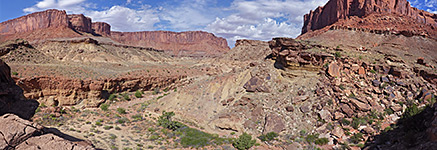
left=0, top=0, right=436, bottom=47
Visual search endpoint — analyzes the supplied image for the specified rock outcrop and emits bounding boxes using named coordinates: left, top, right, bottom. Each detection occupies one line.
left=269, top=37, right=333, bottom=70
left=0, top=114, right=95, bottom=150
left=68, top=14, right=93, bottom=33
left=16, top=75, right=186, bottom=107
left=92, top=22, right=111, bottom=36
left=301, top=0, right=437, bottom=38
left=111, top=31, right=230, bottom=56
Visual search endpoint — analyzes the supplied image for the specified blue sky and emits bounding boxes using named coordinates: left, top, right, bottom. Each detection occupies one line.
left=0, top=0, right=436, bottom=46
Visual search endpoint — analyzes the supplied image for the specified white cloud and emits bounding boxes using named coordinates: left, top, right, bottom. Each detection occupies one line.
left=88, top=5, right=159, bottom=31
left=206, top=0, right=328, bottom=46
left=127, top=0, right=132, bottom=4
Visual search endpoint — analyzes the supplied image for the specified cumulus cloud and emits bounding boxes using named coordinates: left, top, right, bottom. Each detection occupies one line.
left=88, top=5, right=159, bottom=31
left=24, top=0, right=87, bottom=13
left=206, top=0, right=328, bottom=46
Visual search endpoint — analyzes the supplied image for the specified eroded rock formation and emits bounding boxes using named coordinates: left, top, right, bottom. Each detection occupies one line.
left=68, top=14, right=93, bottom=33
left=92, top=22, right=111, bottom=36
left=301, top=0, right=437, bottom=39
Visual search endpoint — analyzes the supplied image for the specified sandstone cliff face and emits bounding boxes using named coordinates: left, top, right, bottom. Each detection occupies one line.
left=302, top=0, right=437, bottom=34
left=68, top=14, right=93, bottom=33
left=111, top=31, right=230, bottom=56
left=0, top=9, right=70, bottom=35
left=92, top=22, right=111, bottom=36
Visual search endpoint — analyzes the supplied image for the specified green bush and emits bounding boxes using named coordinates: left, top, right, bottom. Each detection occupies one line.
left=341, top=118, right=350, bottom=125
left=180, top=128, right=214, bottom=148
left=104, top=125, right=113, bottom=130
left=157, top=111, right=184, bottom=130
left=315, top=138, right=329, bottom=145
left=135, top=90, right=143, bottom=98
left=117, top=108, right=127, bottom=114
left=350, top=133, right=363, bottom=144
left=402, top=104, right=423, bottom=119
left=334, top=52, right=341, bottom=58
left=116, top=117, right=129, bottom=124
left=100, top=103, right=109, bottom=111
left=95, top=121, right=102, bottom=126
left=122, top=93, right=130, bottom=101
left=131, top=114, right=143, bottom=121
left=305, top=133, right=319, bottom=143
left=12, top=72, right=18, bottom=75
left=233, top=133, right=256, bottom=150
left=108, top=94, right=116, bottom=101
left=258, top=132, right=279, bottom=142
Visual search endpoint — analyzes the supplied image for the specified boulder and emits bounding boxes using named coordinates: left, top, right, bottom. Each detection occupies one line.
left=243, top=76, right=270, bottom=93
left=327, top=63, right=341, bottom=77
left=263, top=113, right=285, bottom=134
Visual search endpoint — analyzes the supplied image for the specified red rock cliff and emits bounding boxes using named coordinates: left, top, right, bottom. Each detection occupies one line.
left=302, top=0, right=437, bottom=34
left=92, top=22, right=111, bottom=36
left=68, top=14, right=93, bottom=33
left=0, top=9, right=70, bottom=35
left=110, top=31, right=230, bottom=56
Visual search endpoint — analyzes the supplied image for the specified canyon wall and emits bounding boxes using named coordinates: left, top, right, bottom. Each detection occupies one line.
left=92, top=22, right=111, bottom=36
left=0, top=9, right=70, bottom=35
left=111, top=31, right=230, bottom=56
left=302, top=0, right=437, bottom=34
left=68, top=14, right=93, bottom=33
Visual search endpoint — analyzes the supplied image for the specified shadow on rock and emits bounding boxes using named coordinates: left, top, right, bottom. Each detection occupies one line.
left=364, top=103, right=437, bottom=150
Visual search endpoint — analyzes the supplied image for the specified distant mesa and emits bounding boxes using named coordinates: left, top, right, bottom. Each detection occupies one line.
left=300, top=0, right=437, bottom=39
left=0, top=9, right=230, bottom=56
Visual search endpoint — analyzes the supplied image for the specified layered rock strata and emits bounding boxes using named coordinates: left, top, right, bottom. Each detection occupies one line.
left=301, top=0, right=437, bottom=39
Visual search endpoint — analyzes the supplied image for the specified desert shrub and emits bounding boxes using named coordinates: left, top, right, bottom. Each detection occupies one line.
left=180, top=128, right=216, bottom=148
left=12, top=72, right=18, bottom=75
left=233, top=133, right=256, bottom=150
left=350, top=133, right=363, bottom=144
left=103, top=125, right=113, bottom=130
left=108, top=94, right=116, bottom=101
left=334, top=52, right=341, bottom=58
left=131, top=114, right=143, bottom=121
left=402, top=104, right=424, bottom=119
left=95, top=121, right=102, bottom=126
left=117, top=108, right=127, bottom=114
left=116, top=117, right=129, bottom=124
left=384, top=108, right=394, bottom=115
left=157, top=111, right=184, bottom=130
left=341, top=118, right=350, bottom=125
left=315, top=138, right=329, bottom=145
left=258, top=132, right=279, bottom=142
left=135, top=90, right=143, bottom=98
left=305, top=133, right=319, bottom=143
left=122, top=93, right=130, bottom=101
left=100, top=103, right=109, bottom=111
